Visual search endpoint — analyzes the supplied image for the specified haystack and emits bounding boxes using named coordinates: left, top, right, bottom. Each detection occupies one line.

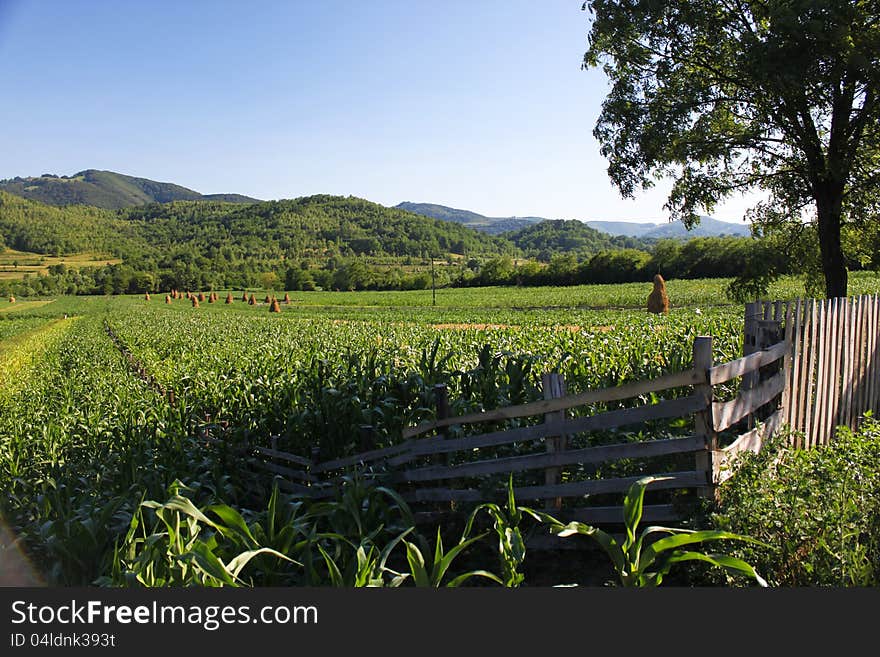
left=647, top=274, right=670, bottom=314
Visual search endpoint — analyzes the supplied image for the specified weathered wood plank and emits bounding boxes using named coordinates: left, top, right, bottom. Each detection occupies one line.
left=828, top=297, right=843, bottom=437
left=391, top=393, right=705, bottom=464
left=692, top=336, right=715, bottom=499
left=543, top=372, right=567, bottom=511
left=551, top=504, right=682, bottom=525
left=839, top=298, right=853, bottom=431
left=312, top=440, right=413, bottom=474
left=814, top=299, right=831, bottom=444
left=803, top=300, right=819, bottom=447
left=712, top=410, right=782, bottom=484
left=394, top=435, right=707, bottom=484
left=252, top=446, right=313, bottom=469
left=262, top=475, right=313, bottom=496
left=250, top=459, right=318, bottom=483
left=868, top=296, right=880, bottom=418
left=712, top=370, right=785, bottom=432
left=402, top=470, right=707, bottom=503
left=855, top=296, right=869, bottom=426
left=708, top=340, right=787, bottom=385
left=782, top=303, right=797, bottom=422
left=827, top=298, right=839, bottom=431
left=402, top=368, right=702, bottom=439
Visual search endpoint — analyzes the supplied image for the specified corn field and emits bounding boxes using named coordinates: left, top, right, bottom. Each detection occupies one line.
left=0, top=276, right=877, bottom=586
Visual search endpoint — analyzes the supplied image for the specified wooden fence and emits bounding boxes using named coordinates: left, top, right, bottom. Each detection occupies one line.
left=246, top=334, right=787, bottom=525
left=239, top=295, right=880, bottom=528
left=756, top=295, right=880, bottom=448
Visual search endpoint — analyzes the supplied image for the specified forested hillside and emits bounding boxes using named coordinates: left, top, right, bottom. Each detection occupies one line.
left=0, top=192, right=519, bottom=295
left=0, top=170, right=261, bottom=209
left=1, top=189, right=871, bottom=299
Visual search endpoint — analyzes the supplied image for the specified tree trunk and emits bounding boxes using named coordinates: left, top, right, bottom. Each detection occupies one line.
left=815, top=185, right=848, bottom=299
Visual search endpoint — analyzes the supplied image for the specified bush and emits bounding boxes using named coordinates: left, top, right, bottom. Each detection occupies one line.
left=702, top=417, right=880, bottom=586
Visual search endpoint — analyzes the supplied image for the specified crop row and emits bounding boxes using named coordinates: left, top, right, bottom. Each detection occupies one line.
left=0, top=316, right=236, bottom=584
left=108, top=301, right=743, bottom=459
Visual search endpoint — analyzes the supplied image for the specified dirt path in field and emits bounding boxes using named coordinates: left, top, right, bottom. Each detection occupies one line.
left=103, top=321, right=177, bottom=405
left=429, top=323, right=615, bottom=332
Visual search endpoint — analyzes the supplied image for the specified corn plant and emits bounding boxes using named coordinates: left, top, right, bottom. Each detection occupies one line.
left=540, top=476, right=769, bottom=587
left=317, top=528, right=412, bottom=587
left=105, top=482, right=298, bottom=587
left=462, top=474, right=544, bottom=587
left=401, top=527, right=502, bottom=587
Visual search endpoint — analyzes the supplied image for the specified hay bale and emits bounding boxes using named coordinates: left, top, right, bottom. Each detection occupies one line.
left=248, top=293, right=256, bottom=305
left=165, top=295, right=172, bottom=304
left=647, top=274, right=670, bottom=314
left=269, top=299, right=281, bottom=313
left=144, top=292, right=151, bottom=301
left=284, top=292, right=291, bottom=304
left=8, top=296, right=15, bottom=304
left=192, top=297, right=200, bottom=308
left=198, top=292, right=206, bottom=302
left=241, top=292, right=248, bottom=302
left=264, top=294, right=271, bottom=304
left=226, top=293, right=233, bottom=304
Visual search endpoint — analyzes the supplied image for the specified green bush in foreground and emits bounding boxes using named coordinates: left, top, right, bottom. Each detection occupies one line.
left=706, top=416, right=880, bottom=586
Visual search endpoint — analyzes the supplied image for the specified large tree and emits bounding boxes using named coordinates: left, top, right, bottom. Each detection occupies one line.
left=583, top=0, right=880, bottom=298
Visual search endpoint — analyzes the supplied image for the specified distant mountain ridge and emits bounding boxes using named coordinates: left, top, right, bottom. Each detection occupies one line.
left=395, top=202, right=751, bottom=239
left=395, top=202, right=541, bottom=234
left=585, top=217, right=751, bottom=239
left=0, top=169, right=261, bottom=209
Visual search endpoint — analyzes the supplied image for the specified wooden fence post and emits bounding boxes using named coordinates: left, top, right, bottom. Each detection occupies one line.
left=359, top=425, right=375, bottom=452
left=692, top=336, right=717, bottom=498
left=433, top=383, right=454, bottom=509
left=433, top=383, right=449, bottom=422
left=542, top=372, right=567, bottom=511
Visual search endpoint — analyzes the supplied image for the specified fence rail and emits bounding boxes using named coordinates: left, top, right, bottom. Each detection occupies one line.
left=238, top=295, right=880, bottom=530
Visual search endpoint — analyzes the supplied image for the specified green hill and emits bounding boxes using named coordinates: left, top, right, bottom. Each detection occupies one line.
left=503, top=219, right=647, bottom=261
left=0, top=170, right=261, bottom=209
left=0, top=192, right=520, bottom=293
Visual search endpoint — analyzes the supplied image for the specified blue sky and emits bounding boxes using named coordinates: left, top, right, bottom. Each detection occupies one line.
left=0, top=0, right=755, bottom=224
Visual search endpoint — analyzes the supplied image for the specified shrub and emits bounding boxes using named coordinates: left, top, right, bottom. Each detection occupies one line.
left=703, top=417, right=880, bottom=586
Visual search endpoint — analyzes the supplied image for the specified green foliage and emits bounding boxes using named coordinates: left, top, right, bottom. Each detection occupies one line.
left=706, top=419, right=880, bottom=586
left=401, top=528, right=501, bottom=587
left=504, top=219, right=645, bottom=262
left=542, top=476, right=768, bottom=587
left=584, top=0, right=880, bottom=298
left=462, top=474, right=545, bottom=587
left=105, top=482, right=298, bottom=587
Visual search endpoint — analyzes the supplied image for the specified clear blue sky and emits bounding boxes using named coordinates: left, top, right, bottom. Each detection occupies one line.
left=0, top=0, right=755, bottom=224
